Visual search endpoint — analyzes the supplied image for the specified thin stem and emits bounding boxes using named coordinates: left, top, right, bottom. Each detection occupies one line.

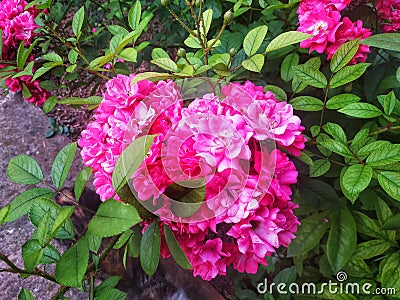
left=89, top=276, right=95, bottom=300
left=0, top=252, right=57, bottom=283
left=208, top=23, right=227, bottom=49
left=166, top=6, right=198, bottom=38
left=369, top=124, right=400, bottom=136
left=319, top=73, right=333, bottom=129
left=87, top=234, right=121, bottom=274
left=51, top=286, right=69, bottom=300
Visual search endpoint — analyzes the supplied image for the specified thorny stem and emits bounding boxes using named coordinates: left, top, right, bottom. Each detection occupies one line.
left=0, top=251, right=57, bottom=283
left=51, top=286, right=69, bottom=300
left=166, top=6, right=198, bottom=38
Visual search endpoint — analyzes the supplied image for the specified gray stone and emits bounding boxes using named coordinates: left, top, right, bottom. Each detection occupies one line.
left=0, top=92, right=85, bottom=299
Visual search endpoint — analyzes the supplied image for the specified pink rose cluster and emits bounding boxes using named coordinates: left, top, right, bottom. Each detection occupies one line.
left=0, top=0, right=49, bottom=105
left=79, top=74, right=305, bottom=280
left=377, top=0, right=400, bottom=32
left=297, top=0, right=371, bottom=63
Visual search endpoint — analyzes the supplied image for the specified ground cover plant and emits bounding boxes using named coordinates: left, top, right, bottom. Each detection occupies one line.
left=0, top=0, right=400, bottom=299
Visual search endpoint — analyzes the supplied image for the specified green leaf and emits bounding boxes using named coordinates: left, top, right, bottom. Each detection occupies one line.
left=366, top=144, right=400, bottom=167
left=29, top=198, right=75, bottom=240
left=42, top=52, right=63, bottom=62
left=326, top=93, right=361, bottom=110
left=74, top=167, right=92, bottom=201
left=68, top=50, right=79, bottom=64
left=200, top=9, right=213, bottom=36
left=94, top=276, right=121, bottom=297
left=4, top=188, right=54, bottom=222
left=358, top=141, right=391, bottom=156
left=379, top=91, right=397, bottom=116
left=281, top=53, right=299, bottom=82
left=290, top=96, right=323, bottom=111
left=264, top=31, right=311, bottom=53
left=350, top=128, right=370, bottom=148
left=287, top=212, right=329, bottom=257
left=264, top=85, right=287, bottom=101
left=57, top=96, right=102, bottom=106
left=128, top=1, right=141, bottom=30
left=0, top=206, right=10, bottom=226
left=127, top=226, right=141, bottom=258
left=184, top=34, right=201, bottom=49
left=353, top=211, right=382, bottom=238
left=327, top=207, right=357, bottom=273
left=43, top=96, right=57, bottom=113
left=169, top=179, right=206, bottom=218
left=292, top=65, right=327, bottom=88
left=291, top=57, right=321, bottom=92
left=49, top=206, right=75, bottom=242
left=18, top=288, right=35, bottom=300
left=72, top=7, right=85, bottom=37
left=338, top=103, right=382, bottom=118
left=163, top=224, right=192, bottom=269
left=309, top=159, right=331, bottom=177
left=376, top=198, right=393, bottom=225
left=320, top=138, right=353, bottom=157
left=6, top=155, right=43, bottom=184
left=330, top=39, right=360, bottom=73
left=378, top=171, right=400, bottom=201
left=151, top=48, right=170, bottom=60
left=151, top=58, right=178, bottom=72
left=36, top=211, right=51, bottom=246
left=115, top=31, right=139, bottom=54
left=108, top=25, right=129, bottom=36
left=96, top=289, right=126, bottom=300
left=380, top=251, right=400, bottom=294
left=243, top=25, right=268, bottom=56
left=16, top=42, right=26, bottom=70
left=21, top=82, right=32, bottom=99
left=241, top=54, right=264, bottom=72
left=56, top=236, right=89, bottom=287
left=51, top=143, right=77, bottom=189
left=113, top=229, right=133, bottom=249
left=88, top=53, right=114, bottom=70
left=130, top=72, right=174, bottom=84
left=382, top=214, right=400, bottom=230
left=363, top=33, right=400, bottom=52
left=342, top=164, right=373, bottom=203
left=112, top=135, right=156, bottom=193
left=330, top=63, right=371, bottom=88
left=323, top=122, right=347, bottom=144
left=353, top=240, right=392, bottom=259
left=31, top=66, right=54, bottom=81
left=86, top=232, right=102, bottom=253
left=40, top=244, right=60, bottom=264
left=88, top=199, right=141, bottom=237
left=16, top=39, right=41, bottom=71
left=140, top=222, right=160, bottom=276
left=22, top=239, right=44, bottom=272
left=117, top=48, right=137, bottom=63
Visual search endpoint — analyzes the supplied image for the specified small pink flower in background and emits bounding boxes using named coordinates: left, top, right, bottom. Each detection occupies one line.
left=0, top=0, right=49, bottom=105
left=296, top=0, right=372, bottom=64
left=377, top=0, right=400, bottom=32
left=92, top=27, right=97, bottom=33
